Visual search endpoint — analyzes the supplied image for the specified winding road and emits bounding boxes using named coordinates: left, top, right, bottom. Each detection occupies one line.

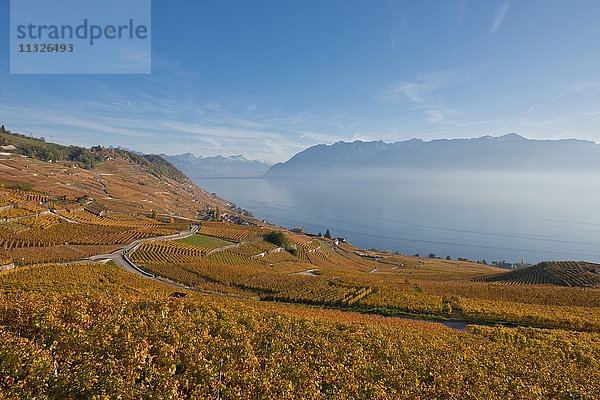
left=75, top=224, right=208, bottom=292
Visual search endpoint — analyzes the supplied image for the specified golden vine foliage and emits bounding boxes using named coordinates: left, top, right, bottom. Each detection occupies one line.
left=0, top=262, right=599, bottom=398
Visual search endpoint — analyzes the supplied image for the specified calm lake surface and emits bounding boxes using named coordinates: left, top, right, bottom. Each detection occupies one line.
left=193, top=170, right=600, bottom=264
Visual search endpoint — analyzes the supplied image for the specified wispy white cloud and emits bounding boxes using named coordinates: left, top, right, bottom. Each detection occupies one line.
left=0, top=79, right=364, bottom=163
left=377, top=68, right=476, bottom=127
left=526, top=80, right=600, bottom=113
left=528, top=92, right=567, bottom=112
left=380, top=69, right=473, bottom=103
left=491, top=1, right=511, bottom=33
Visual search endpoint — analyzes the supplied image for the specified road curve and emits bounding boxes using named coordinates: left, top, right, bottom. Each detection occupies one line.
left=80, top=224, right=209, bottom=292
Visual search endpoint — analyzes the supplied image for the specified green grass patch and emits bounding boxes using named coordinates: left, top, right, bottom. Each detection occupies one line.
left=175, top=233, right=235, bottom=249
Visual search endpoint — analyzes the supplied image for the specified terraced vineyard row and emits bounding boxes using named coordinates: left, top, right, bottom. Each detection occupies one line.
left=232, top=240, right=277, bottom=257
left=545, top=261, right=600, bottom=286
left=59, top=210, right=184, bottom=230
left=206, top=249, right=271, bottom=270
left=71, top=227, right=176, bottom=245
left=0, top=194, right=27, bottom=208
left=0, top=218, right=180, bottom=249
left=20, top=214, right=61, bottom=230
left=0, top=244, right=121, bottom=264
left=1, top=189, right=51, bottom=203
left=259, top=250, right=297, bottom=263
left=244, top=274, right=371, bottom=305
left=479, top=261, right=600, bottom=287
left=0, top=238, right=54, bottom=249
left=457, top=296, right=600, bottom=331
left=0, top=203, right=46, bottom=219
left=361, top=287, right=446, bottom=315
left=198, top=221, right=265, bottom=242
left=0, top=189, right=51, bottom=206
left=131, top=240, right=208, bottom=264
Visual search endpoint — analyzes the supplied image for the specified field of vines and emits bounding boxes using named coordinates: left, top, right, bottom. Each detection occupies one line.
left=198, top=221, right=266, bottom=242
left=205, top=249, right=271, bottom=270
left=131, top=240, right=208, bottom=264
left=259, top=250, right=298, bottom=264
left=232, top=240, right=277, bottom=257
left=456, top=296, right=600, bottom=332
left=479, top=261, right=600, bottom=287
left=58, top=210, right=188, bottom=231
left=0, top=207, right=187, bottom=253
left=0, top=262, right=598, bottom=398
left=132, top=245, right=274, bottom=290
left=0, top=244, right=121, bottom=265
left=361, top=286, right=447, bottom=316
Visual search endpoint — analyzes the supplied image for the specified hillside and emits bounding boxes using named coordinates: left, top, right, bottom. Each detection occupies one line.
left=0, top=125, right=188, bottom=183
left=0, top=125, right=255, bottom=222
left=162, top=153, right=271, bottom=178
left=0, top=127, right=600, bottom=397
left=479, top=261, right=600, bottom=287
left=265, top=133, right=600, bottom=177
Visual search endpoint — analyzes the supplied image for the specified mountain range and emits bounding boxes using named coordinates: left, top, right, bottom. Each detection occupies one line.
left=162, top=153, right=272, bottom=179
left=265, top=133, right=600, bottom=177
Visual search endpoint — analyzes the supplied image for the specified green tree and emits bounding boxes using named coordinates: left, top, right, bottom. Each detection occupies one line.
left=324, top=229, right=332, bottom=239
left=264, top=231, right=287, bottom=247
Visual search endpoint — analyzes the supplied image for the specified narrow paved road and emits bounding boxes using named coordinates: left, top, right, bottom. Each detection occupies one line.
left=77, top=224, right=206, bottom=292
left=69, top=224, right=249, bottom=298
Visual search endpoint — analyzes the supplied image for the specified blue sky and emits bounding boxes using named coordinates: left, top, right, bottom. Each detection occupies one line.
left=2, top=0, right=600, bottom=162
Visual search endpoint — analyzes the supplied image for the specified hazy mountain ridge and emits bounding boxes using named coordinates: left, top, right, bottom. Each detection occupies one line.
left=265, top=133, right=600, bottom=177
left=163, top=153, right=272, bottom=178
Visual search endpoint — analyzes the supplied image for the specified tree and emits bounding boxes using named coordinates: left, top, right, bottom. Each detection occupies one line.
left=414, top=253, right=420, bottom=257
left=428, top=253, right=436, bottom=259
left=324, top=229, right=331, bottom=239
left=446, top=255, right=451, bottom=260
left=216, top=206, right=221, bottom=222
left=264, top=231, right=287, bottom=247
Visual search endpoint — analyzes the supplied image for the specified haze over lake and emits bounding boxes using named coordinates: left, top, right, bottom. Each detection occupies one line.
left=194, top=170, right=600, bottom=264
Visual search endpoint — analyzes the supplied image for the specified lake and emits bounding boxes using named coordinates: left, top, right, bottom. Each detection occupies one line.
left=193, top=169, right=600, bottom=264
